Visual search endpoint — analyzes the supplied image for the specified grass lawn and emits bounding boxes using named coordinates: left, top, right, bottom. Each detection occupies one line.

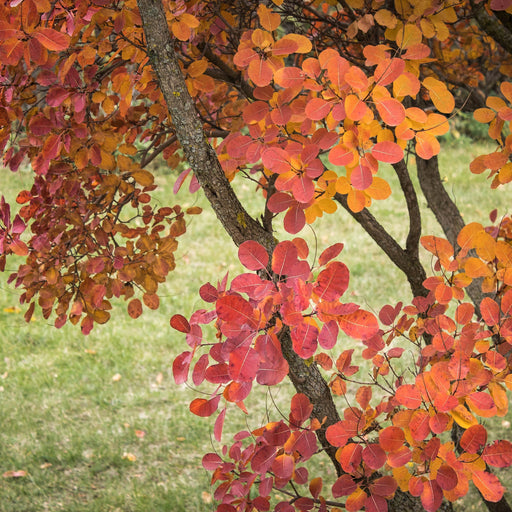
left=0, top=136, right=511, bottom=511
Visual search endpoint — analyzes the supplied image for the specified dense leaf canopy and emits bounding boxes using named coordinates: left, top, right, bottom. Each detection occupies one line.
left=1, top=0, right=512, bottom=511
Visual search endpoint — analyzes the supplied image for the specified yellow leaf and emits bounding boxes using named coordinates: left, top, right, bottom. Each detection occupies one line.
left=187, top=58, right=208, bottom=78
left=122, top=452, right=137, bottom=462
left=396, top=24, right=423, bottom=49
left=131, top=170, right=154, bottom=187
left=450, top=404, right=478, bottom=429
left=257, top=4, right=281, bottom=32
left=423, top=77, right=455, bottom=114
left=112, top=373, right=122, bottom=382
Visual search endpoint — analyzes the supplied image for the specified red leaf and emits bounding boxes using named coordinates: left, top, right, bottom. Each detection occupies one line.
left=192, top=354, right=209, bottom=386
left=262, top=147, right=290, bottom=173
left=252, top=445, right=277, bottom=475
left=338, top=309, right=379, bottom=340
left=214, top=408, right=226, bottom=442
left=173, top=351, right=193, bottom=384
left=267, top=192, right=295, bottom=213
left=483, top=440, right=512, bottom=468
left=473, top=470, right=504, bottom=502
left=46, top=86, right=71, bottom=107
left=189, top=395, right=220, bottom=417
left=329, top=143, right=355, bottom=166
left=228, top=345, right=260, bottom=382
left=435, top=464, right=458, bottom=491
left=480, top=297, right=500, bottom=326
left=332, top=475, right=357, bottom=497
left=284, top=205, right=306, bottom=234
left=305, top=97, right=332, bottom=120
left=272, top=240, right=299, bottom=275
left=127, top=298, right=142, bottom=319
left=238, top=240, right=269, bottom=270
left=370, top=476, right=398, bottom=497
left=170, top=314, right=191, bottom=333
left=256, top=355, right=289, bottom=385
left=272, top=453, right=294, bottom=480
left=318, top=243, right=344, bottom=266
left=326, top=421, right=350, bottom=447
left=371, top=141, right=404, bottom=164
left=290, top=393, right=313, bottom=426
left=362, top=443, right=386, bottom=469
left=350, top=162, right=373, bottom=190
left=365, top=494, right=388, bottom=512
left=338, top=443, right=362, bottom=473
left=216, top=294, right=255, bottom=326
left=379, top=426, right=405, bottom=452
left=313, top=261, right=349, bottom=301
left=421, top=479, right=443, bottom=512
left=410, top=410, right=430, bottom=442
left=375, top=98, right=406, bottom=126
left=202, top=452, right=223, bottom=471
left=374, top=57, right=405, bottom=86
left=386, top=446, right=412, bottom=467
left=460, top=424, right=487, bottom=454
left=395, top=384, right=422, bottom=409
left=318, top=320, right=338, bottom=349
left=291, top=321, right=318, bottom=359
left=33, top=28, right=70, bottom=51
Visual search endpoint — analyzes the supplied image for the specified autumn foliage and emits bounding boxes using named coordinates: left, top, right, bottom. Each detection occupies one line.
left=1, top=0, right=512, bottom=511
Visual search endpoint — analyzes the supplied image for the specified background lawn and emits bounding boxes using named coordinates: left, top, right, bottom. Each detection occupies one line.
left=0, top=134, right=511, bottom=511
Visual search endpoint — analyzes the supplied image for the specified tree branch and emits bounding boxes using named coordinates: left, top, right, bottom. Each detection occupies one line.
left=334, top=192, right=428, bottom=298
left=392, top=159, right=422, bottom=259
left=470, top=0, right=512, bottom=56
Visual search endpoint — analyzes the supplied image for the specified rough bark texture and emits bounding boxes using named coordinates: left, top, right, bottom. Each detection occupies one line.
left=470, top=0, right=512, bottom=55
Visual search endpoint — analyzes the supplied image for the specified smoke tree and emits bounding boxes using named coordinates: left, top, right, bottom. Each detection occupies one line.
left=1, top=0, right=512, bottom=511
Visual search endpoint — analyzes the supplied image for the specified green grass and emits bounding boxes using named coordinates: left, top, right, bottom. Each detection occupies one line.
left=0, top=137, right=511, bottom=511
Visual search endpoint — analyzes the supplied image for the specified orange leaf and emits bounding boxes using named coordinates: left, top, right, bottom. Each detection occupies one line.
left=127, top=299, right=143, bottom=319
left=375, top=98, right=406, bottom=126
left=472, top=471, right=504, bottom=502
left=257, top=4, right=281, bottom=31
left=171, top=20, right=191, bottom=41
left=33, top=28, right=70, bottom=51
left=248, top=58, right=274, bottom=87
left=396, top=24, right=422, bottom=49
left=423, top=77, right=455, bottom=114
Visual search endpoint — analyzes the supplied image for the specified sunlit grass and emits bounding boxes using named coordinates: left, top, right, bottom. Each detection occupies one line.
left=0, top=136, right=510, bottom=510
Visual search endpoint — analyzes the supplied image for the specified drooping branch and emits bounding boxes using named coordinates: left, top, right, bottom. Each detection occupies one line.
left=334, top=192, right=428, bottom=298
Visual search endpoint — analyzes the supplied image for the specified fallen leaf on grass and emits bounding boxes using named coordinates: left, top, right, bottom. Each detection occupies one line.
left=155, top=372, right=163, bottom=385
left=39, top=463, right=52, bottom=469
left=202, top=492, right=212, bottom=504
left=3, top=307, right=21, bottom=314
left=176, top=437, right=185, bottom=442
left=3, top=470, right=27, bottom=478
left=135, top=430, right=146, bottom=439
left=84, top=349, right=97, bottom=355
left=112, top=373, right=122, bottom=382
left=122, top=452, right=137, bottom=462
